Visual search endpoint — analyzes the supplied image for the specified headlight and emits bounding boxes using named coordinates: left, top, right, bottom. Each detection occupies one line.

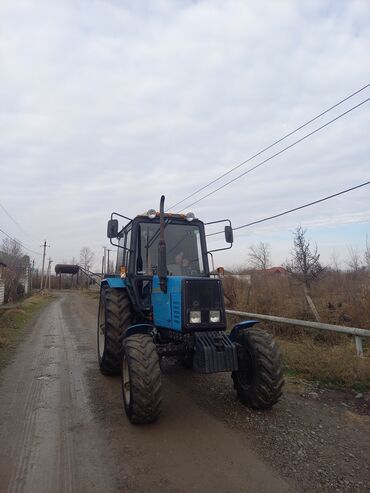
left=147, top=209, right=156, bottom=219
left=209, top=310, right=220, bottom=323
left=189, top=310, right=201, bottom=323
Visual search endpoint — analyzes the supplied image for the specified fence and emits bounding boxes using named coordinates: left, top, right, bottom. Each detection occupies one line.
left=226, top=309, right=370, bottom=357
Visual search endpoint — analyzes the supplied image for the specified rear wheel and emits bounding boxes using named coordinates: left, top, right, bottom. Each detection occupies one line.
left=232, top=328, right=284, bottom=409
left=97, top=285, right=132, bottom=375
left=122, top=333, right=161, bottom=424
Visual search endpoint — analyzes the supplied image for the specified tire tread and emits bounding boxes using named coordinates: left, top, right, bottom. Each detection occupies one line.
left=232, top=328, right=284, bottom=410
left=98, top=286, right=133, bottom=375
left=123, top=334, right=162, bottom=424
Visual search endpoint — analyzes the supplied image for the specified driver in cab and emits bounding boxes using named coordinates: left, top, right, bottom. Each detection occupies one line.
left=168, top=251, right=191, bottom=276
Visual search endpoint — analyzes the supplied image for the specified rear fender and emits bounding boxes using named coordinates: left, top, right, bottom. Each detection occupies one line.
left=229, top=320, right=259, bottom=342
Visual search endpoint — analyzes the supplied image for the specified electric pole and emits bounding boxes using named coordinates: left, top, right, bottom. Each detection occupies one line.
left=40, top=240, right=50, bottom=290
left=47, top=257, right=53, bottom=290
left=101, top=246, right=107, bottom=276
left=107, top=249, right=112, bottom=274
left=30, top=259, right=35, bottom=291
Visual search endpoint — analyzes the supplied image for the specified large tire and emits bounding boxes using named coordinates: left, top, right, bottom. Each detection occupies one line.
left=97, top=285, right=132, bottom=375
left=121, top=334, right=162, bottom=424
left=232, top=328, right=284, bottom=410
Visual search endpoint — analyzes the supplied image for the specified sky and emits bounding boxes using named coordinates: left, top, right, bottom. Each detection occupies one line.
left=0, top=0, right=369, bottom=272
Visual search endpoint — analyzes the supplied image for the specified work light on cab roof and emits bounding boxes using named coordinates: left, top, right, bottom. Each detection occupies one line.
left=146, top=207, right=195, bottom=221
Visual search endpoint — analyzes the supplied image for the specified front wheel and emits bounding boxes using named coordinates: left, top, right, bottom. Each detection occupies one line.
left=232, top=328, right=284, bottom=409
left=121, top=334, right=162, bottom=424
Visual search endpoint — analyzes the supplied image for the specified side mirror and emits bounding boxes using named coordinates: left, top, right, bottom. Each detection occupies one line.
left=225, top=225, right=233, bottom=244
left=107, top=219, right=119, bottom=238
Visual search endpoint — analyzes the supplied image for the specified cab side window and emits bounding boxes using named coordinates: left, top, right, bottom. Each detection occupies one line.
left=125, top=229, right=132, bottom=267
left=116, top=228, right=132, bottom=273
left=116, top=236, right=124, bottom=272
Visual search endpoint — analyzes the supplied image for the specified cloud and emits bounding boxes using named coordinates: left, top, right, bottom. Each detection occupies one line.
left=0, top=0, right=369, bottom=268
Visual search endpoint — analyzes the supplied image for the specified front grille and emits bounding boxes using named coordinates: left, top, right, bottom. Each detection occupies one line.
left=183, top=278, right=226, bottom=330
left=172, top=299, right=181, bottom=324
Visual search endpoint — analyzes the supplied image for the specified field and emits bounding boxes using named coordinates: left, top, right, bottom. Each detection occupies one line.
left=224, top=270, right=370, bottom=390
left=0, top=293, right=53, bottom=368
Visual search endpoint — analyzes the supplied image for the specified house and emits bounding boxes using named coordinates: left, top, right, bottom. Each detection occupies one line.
left=226, top=273, right=252, bottom=284
left=264, top=266, right=288, bottom=275
left=0, top=252, right=31, bottom=303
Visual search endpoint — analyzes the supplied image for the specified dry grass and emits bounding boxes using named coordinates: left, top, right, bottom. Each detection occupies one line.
left=344, top=411, right=370, bottom=433
left=80, top=289, right=100, bottom=300
left=278, top=337, right=370, bottom=391
left=0, top=293, right=53, bottom=368
left=224, top=270, right=370, bottom=390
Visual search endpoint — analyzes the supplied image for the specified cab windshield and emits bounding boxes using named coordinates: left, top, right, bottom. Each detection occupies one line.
left=136, top=222, right=205, bottom=277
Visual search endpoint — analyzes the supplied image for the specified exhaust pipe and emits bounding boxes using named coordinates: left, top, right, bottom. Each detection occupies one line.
left=158, top=195, right=167, bottom=293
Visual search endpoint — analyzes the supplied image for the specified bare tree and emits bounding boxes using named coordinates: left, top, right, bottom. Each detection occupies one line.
left=364, top=236, right=370, bottom=272
left=286, top=226, right=324, bottom=286
left=80, top=247, right=95, bottom=288
left=286, top=226, right=325, bottom=320
left=330, top=250, right=341, bottom=272
left=80, top=247, right=95, bottom=271
left=346, top=246, right=362, bottom=273
left=1, top=238, right=27, bottom=302
left=247, top=242, right=271, bottom=270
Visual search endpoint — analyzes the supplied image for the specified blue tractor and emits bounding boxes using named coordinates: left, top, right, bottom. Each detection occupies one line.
left=97, top=196, right=284, bottom=424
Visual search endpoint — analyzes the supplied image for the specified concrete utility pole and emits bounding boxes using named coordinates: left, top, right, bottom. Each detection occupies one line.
left=101, top=246, right=107, bottom=276
left=47, top=257, right=53, bottom=290
left=44, top=257, right=51, bottom=291
left=107, top=249, right=112, bottom=274
left=30, top=259, right=35, bottom=291
left=40, top=240, right=50, bottom=290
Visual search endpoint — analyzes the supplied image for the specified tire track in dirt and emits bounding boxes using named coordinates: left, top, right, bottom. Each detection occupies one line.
left=1, top=292, right=297, bottom=493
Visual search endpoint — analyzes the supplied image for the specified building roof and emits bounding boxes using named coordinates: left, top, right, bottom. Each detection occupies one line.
left=265, top=266, right=288, bottom=274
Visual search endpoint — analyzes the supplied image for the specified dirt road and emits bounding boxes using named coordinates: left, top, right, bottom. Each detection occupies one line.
left=0, top=292, right=369, bottom=493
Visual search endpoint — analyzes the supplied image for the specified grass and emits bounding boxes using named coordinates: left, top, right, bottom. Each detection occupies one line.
left=277, top=336, right=370, bottom=391
left=79, top=289, right=100, bottom=300
left=224, top=270, right=370, bottom=391
left=0, top=293, right=54, bottom=369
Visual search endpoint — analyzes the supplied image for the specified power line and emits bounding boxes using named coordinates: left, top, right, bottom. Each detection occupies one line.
left=207, top=179, right=370, bottom=237
left=168, top=83, right=370, bottom=211
left=0, top=201, right=32, bottom=239
left=0, top=226, right=42, bottom=256
left=178, top=97, right=370, bottom=212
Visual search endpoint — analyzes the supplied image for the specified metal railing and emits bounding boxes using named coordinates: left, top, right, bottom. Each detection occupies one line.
left=78, top=266, right=102, bottom=286
left=226, top=309, right=370, bottom=357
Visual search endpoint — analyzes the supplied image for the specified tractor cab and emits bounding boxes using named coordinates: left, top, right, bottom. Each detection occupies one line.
left=107, top=199, right=232, bottom=330
left=119, top=215, right=210, bottom=317
left=118, top=214, right=208, bottom=292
